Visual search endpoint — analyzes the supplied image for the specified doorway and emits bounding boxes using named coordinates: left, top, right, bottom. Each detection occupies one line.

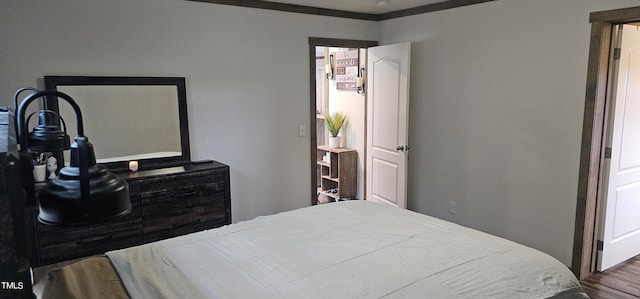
left=573, top=6, right=640, bottom=280
left=596, top=23, right=640, bottom=272
left=308, top=38, right=377, bottom=205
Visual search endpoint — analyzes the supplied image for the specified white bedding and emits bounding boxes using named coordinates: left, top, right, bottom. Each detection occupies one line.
left=106, top=201, right=587, bottom=299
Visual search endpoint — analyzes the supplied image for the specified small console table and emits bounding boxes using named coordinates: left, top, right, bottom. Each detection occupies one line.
left=317, top=145, right=357, bottom=203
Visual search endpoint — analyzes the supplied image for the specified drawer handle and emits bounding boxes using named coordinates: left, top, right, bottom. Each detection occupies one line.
left=76, top=235, right=113, bottom=246
left=172, top=190, right=200, bottom=198
left=172, top=219, right=202, bottom=229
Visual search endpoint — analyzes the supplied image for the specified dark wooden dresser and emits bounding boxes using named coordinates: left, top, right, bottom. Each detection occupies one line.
left=29, top=161, right=231, bottom=266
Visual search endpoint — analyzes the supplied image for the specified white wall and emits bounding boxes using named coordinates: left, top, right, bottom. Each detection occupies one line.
left=327, top=48, right=367, bottom=199
left=0, top=0, right=379, bottom=222
left=379, top=0, right=640, bottom=265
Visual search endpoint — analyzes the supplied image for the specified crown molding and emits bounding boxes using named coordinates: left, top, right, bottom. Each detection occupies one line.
left=186, top=0, right=379, bottom=20
left=378, top=0, right=495, bottom=20
left=185, top=0, right=496, bottom=21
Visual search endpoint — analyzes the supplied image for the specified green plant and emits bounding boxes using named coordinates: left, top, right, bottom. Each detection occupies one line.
left=325, top=112, right=347, bottom=137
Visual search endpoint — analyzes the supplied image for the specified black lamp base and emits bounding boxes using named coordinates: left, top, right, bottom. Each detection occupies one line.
left=38, top=164, right=131, bottom=226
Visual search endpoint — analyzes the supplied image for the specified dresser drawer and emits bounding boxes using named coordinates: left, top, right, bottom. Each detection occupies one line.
left=140, top=172, right=226, bottom=194
left=36, top=198, right=141, bottom=235
left=143, top=202, right=227, bottom=243
left=141, top=183, right=227, bottom=238
left=36, top=201, right=142, bottom=265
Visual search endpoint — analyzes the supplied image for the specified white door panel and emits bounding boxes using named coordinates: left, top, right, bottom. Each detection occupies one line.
left=612, top=182, right=640, bottom=238
left=371, top=158, right=399, bottom=205
left=366, top=42, right=411, bottom=209
left=620, top=50, right=640, bottom=170
left=372, top=58, right=401, bottom=151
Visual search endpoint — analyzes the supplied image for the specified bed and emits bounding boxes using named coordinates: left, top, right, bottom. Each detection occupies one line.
left=42, top=200, right=588, bottom=298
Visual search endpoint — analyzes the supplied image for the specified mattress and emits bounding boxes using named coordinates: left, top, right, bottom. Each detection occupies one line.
left=103, top=200, right=587, bottom=298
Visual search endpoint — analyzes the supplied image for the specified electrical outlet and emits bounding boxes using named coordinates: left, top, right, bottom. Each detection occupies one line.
left=449, top=201, right=456, bottom=214
left=299, top=124, right=306, bottom=137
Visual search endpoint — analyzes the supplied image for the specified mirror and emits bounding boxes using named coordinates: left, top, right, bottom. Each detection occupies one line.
left=44, top=76, right=190, bottom=170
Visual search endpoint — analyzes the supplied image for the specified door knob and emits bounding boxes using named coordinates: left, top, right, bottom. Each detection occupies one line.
left=396, top=145, right=405, bottom=151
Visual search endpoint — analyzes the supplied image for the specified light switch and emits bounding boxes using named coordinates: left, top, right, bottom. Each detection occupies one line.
left=299, top=124, right=306, bottom=137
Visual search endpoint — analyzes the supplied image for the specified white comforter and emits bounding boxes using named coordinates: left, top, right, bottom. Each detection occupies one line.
left=107, top=201, right=587, bottom=299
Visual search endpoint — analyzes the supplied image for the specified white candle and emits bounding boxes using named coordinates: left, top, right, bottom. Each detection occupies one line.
left=129, top=161, right=139, bottom=172
left=357, top=77, right=364, bottom=87
left=325, top=64, right=332, bottom=74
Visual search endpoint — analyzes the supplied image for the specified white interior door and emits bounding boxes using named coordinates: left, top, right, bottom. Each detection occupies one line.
left=598, top=24, right=640, bottom=271
left=366, top=42, right=411, bottom=208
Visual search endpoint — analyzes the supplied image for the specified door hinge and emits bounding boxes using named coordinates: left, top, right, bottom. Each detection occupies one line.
left=597, top=240, right=604, bottom=251
left=614, top=48, right=621, bottom=60
left=605, top=147, right=612, bottom=159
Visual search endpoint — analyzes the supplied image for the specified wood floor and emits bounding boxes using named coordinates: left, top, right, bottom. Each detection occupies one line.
left=581, top=255, right=640, bottom=299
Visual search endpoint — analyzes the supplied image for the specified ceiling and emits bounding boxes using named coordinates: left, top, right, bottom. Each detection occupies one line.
left=261, top=0, right=449, bottom=14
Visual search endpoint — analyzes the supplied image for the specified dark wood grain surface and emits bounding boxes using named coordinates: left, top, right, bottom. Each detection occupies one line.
left=31, top=161, right=231, bottom=266
left=581, top=255, right=640, bottom=299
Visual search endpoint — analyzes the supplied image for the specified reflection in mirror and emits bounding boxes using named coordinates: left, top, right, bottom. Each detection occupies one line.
left=44, top=76, right=190, bottom=170
left=57, top=85, right=182, bottom=163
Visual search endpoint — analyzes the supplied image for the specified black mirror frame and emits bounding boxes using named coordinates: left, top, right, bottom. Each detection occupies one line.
left=44, top=76, right=191, bottom=171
